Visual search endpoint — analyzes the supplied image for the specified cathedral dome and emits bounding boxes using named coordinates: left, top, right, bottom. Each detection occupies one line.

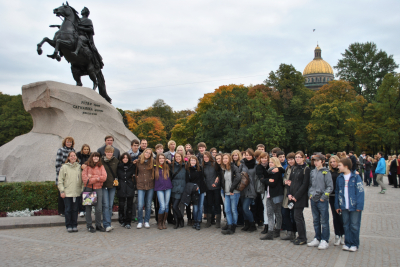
left=303, top=45, right=334, bottom=75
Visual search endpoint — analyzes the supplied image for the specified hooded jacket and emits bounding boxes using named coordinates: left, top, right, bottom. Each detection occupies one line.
left=101, top=156, right=119, bottom=189
left=308, top=167, right=333, bottom=202
left=203, top=161, right=221, bottom=191
left=58, top=162, right=83, bottom=197
left=221, top=163, right=241, bottom=194
left=82, top=165, right=107, bottom=190
left=170, top=161, right=187, bottom=199
left=288, top=163, right=310, bottom=208
left=116, top=162, right=136, bottom=198
left=334, top=171, right=364, bottom=211
left=239, top=158, right=257, bottom=199
left=375, top=157, right=386, bottom=174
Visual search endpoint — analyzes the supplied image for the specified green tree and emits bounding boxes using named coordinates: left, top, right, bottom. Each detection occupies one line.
left=0, top=94, right=33, bottom=146
left=334, top=42, right=398, bottom=102
left=263, top=64, right=314, bottom=152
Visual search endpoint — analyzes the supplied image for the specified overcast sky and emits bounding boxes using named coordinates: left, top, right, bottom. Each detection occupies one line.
left=0, top=0, right=399, bottom=111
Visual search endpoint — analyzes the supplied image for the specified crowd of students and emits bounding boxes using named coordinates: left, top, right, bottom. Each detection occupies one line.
left=56, top=136, right=367, bottom=252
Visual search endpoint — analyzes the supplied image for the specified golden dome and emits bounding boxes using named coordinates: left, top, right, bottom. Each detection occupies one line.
left=303, top=59, right=333, bottom=75
left=315, top=45, right=321, bottom=50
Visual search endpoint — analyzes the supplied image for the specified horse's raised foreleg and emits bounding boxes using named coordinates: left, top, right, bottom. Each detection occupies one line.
left=37, top=37, right=56, bottom=55
left=47, top=39, right=73, bottom=61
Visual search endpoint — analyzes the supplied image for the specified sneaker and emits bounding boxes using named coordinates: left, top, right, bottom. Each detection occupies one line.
left=293, top=239, right=306, bottom=245
left=72, top=227, right=78, bottom=232
left=341, top=235, right=345, bottom=245
left=342, top=245, right=350, bottom=251
left=144, top=222, right=150, bottom=229
left=132, top=217, right=138, bottom=223
left=318, top=240, right=329, bottom=250
left=349, top=246, right=358, bottom=252
left=334, top=235, right=341, bottom=246
left=307, top=238, right=320, bottom=247
left=120, top=223, right=126, bottom=227
left=125, top=224, right=131, bottom=229
left=67, top=228, right=73, bottom=233
left=106, top=226, right=112, bottom=232
left=88, top=226, right=96, bottom=233
left=137, top=223, right=143, bottom=229
left=96, top=225, right=106, bottom=232
left=79, top=211, right=85, bottom=217
left=379, top=190, right=386, bottom=194
left=110, top=225, right=114, bottom=230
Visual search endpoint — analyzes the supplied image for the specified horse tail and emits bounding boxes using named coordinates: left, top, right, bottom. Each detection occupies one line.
left=96, top=70, right=112, bottom=104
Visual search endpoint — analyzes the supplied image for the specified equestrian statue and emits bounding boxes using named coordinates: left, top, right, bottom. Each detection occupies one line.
left=37, top=2, right=112, bottom=103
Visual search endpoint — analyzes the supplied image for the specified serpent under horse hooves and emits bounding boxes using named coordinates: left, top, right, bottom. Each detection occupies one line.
left=37, top=2, right=112, bottom=104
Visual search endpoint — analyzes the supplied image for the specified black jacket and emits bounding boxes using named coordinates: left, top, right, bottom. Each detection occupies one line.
left=329, top=168, right=340, bottom=196
left=203, top=161, right=221, bottom=191
left=116, top=163, right=136, bottom=198
left=372, top=162, right=377, bottom=172
left=364, top=161, right=371, bottom=172
left=349, top=155, right=357, bottom=171
left=170, top=161, right=187, bottom=199
left=260, top=167, right=284, bottom=198
left=180, top=182, right=199, bottom=206
left=186, top=165, right=207, bottom=194
left=390, top=159, right=398, bottom=174
left=288, top=163, right=310, bottom=208
left=76, top=152, right=91, bottom=165
left=221, top=163, right=241, bottom=193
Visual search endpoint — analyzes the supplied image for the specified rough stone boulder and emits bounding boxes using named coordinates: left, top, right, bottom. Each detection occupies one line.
left=0, top=81, right=137, bottom=182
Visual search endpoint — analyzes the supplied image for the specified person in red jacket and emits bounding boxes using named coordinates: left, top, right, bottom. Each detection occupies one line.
left=82, top=152, right=107, bottom=233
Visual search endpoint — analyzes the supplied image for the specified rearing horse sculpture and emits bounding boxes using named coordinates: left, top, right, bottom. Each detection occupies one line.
left=36, top=2, right=112, bottom=104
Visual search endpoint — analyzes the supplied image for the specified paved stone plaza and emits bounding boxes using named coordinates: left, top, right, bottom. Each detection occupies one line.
left=0, top=184, right=399, bottom=266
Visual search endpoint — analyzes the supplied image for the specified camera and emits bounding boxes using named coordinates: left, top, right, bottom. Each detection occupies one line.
left=288, top=202, right=294, bottom=209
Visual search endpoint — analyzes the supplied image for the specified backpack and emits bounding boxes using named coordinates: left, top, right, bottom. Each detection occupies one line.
left=236, top=172, right=250, bottom=191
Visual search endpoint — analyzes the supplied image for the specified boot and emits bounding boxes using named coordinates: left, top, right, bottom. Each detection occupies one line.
left=261, top=224, right=268, bottom=234
left=215, top=214, right=221, bottom=228
left=260, top=231, right=273, bottom=240
left=195, top=221, right=201, bottom=230
left=281, top=231, right=294, bottom=240
left=221, top=225, right=233, bottom=235
left=163, top=212, right=168, bottom=229
left=173, top=218, right=179, bottom=229
left=273, top=229, right=280, bottom=238
left=205, top=214, right=212, bottom=228
left=179, top=217, right=184, bottom=228
left=247, top=221, right=257, bottom=232
left=221, top=224, right=229, bottom=231
left=231, top=224, right=237, bottom=233
left=211, top=215, right=216, bottom=225
left=157, top=214, right=164, bottom=230
left=187, top=219, right=193, bottom=226
left=192, top=220, right=197, bottom=229
left=241, top=220, right=250, bottom=231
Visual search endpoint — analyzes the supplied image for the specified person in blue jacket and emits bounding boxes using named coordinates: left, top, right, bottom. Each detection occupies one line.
left=335, top=157, right=364, bottom=252
left=375, top=152, right=387, bottom=194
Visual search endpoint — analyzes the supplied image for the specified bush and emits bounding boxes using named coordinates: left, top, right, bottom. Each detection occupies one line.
left=0, top=181, right=59, bottom=212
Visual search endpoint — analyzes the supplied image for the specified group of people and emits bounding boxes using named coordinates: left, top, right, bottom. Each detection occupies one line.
left=56, top=137, right=365, bottom=253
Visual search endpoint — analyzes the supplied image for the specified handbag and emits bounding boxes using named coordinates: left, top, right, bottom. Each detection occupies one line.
left=236, top=172, right=250, bottom=191
left=255, top=176, right=265, bottom=194
left=82, top=178, right=97, bottom=206
left=370, top=170, right=373, bottom=178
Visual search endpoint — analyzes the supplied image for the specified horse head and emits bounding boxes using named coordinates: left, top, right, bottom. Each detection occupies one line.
left=53, top=2, right=79, bottom=21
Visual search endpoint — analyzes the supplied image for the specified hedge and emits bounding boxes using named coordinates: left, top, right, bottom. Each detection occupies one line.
left=0, top=181, right=59, bottom=212
left=0, top=181, right=120, bottom=213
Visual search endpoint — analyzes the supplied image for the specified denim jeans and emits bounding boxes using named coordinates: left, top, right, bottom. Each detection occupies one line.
left=64, top=197, right=79, bottom=228
left=138, top=189, right=154, bottom=223
left=311, top=199, right=330, bottom=242
left=102, top=187, right=116, bottom=228
left=156, top=189, right=171, bottom=214
left=242, top=197, right=254, bottom=223
left=342, top=210, right=362, bottom=248
left=267, top=198, right=282, bottom=231
left=224, top=193, right=240, bottom=225
left=193, top=193, right=205, bottom=222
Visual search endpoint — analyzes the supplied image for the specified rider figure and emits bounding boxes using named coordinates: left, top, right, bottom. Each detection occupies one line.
left=72, top=7, right=103, bottom=69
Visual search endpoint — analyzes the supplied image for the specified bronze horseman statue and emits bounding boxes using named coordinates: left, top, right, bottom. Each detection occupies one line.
left=37, top=2, right=112, bottom=103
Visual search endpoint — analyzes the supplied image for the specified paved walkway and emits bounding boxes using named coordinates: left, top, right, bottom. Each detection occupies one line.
left=0, top=183, right=399, bottom=266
